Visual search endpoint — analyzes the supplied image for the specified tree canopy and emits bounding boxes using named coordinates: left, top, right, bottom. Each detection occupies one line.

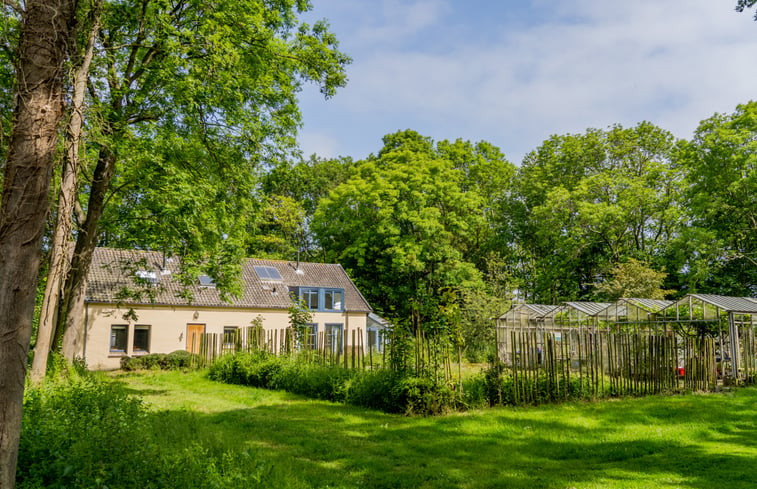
left=312, top=130, right=515, bottom=332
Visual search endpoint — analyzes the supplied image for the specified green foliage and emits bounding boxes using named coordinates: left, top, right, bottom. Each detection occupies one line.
left=209, top=352, right=460, bottom=415
left=512, top=122, right=681, bottom=302
left=246, top=195, right=306, bottom=260
left=312, top=130, right=514, bottom=330
left=86, top=0, right=351, bottom=297
left=672, top=101, right=757, bottom=295
left=477, top=361, right=603, bottom=407
left=736, top=0, right=757, bottom=19
left=120, top=350, right=199, bottom=371
left=593, top=258, right=674, bottom=301
left=287, top=296, right=313, bottom=348
left=18, top=372, right=273, bottom=488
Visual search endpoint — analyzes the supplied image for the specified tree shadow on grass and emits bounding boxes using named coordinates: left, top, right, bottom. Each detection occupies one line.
left=140, top=388, right=757, bottom=489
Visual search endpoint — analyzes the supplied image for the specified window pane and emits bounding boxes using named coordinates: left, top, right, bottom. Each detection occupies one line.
left=301, top=288, right=319, bottom=310
left=333, top=290, right=342, bottom=310
left=223, top=326, right=239, bottom=346
left=324, top=289, right=343, bottom=310
left=110, top=325, right=127, bottom=352
left=304, top=323, right=317, bottom=350
left=324, top=324, right=343, bottom=353
left=198, top=275, right=216, bottom=287
left=133, top=325, right=150, bottom=352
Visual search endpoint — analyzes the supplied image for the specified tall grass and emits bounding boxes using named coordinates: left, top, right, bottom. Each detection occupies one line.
left=208, top=351, right=470, bottom=415
left=17, top=367, right=279, bottom=488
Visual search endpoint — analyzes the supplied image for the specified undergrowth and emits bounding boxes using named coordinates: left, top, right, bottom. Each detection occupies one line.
left=17, top=364, right=276, bottom=488
left=208, top=351, right=481, bottom=415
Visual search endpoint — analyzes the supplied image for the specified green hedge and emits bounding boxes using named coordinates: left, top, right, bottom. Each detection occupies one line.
left=120, top=350, right=199, bottom=371
left=208, top=352, right=460, bottom=415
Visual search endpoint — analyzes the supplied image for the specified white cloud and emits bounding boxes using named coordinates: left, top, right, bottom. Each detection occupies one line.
left=299, top=0, right=757, bottom=163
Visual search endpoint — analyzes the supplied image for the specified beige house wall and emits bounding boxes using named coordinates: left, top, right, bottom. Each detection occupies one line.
left=83, top=302, right=369, bottom=370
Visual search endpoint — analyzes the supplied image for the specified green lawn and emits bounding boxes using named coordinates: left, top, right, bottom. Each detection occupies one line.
left=112, top=370, right=757, bottom=489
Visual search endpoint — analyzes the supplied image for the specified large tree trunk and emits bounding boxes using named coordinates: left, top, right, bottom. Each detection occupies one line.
left=30, top=6, right=100, bottom=383
left=0, top=1, right=75, bottom=487
left=59, top=145, right=117, bottom=361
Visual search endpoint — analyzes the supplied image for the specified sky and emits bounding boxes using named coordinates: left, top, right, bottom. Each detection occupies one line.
left=295, top=0, right=757, bottom=165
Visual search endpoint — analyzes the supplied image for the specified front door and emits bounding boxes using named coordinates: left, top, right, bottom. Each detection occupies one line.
left=186, top=324, right=205, bottom=354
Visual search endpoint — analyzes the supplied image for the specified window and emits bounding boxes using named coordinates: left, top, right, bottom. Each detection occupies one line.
left=254, top=265, right=282, bottom=281
left=324, top=289, right=343, bottom=311
left=110, top=325, right=128, bottom=353
left=133, top=325, right=150, bottom=353
left=223, top=326, right=239, bottom=348
left=300, top=287, right=319, bottom=310
left=198, top=275, right=216, bottom=288
left=297, top=287, right=345, bottom=312
left=303, top=323, right=318, bottom=350
left=324, top=323, right=343, bottom=353
left=367, top=328, right=384, bottom=352
left=135, top=270, right=158, bottom=284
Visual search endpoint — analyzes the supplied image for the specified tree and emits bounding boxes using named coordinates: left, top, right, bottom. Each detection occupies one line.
left=672, top=102, right=757, bottom=295
left=27, top=0, right=349, bottom=363
left=31, top=0, right=102, bottom=383
left=592, top=258, right=673, bottom=301
left=0, top=1, right=77, bottom=486
left=312, top=130, right=513, bottom=332
left=736, top=0, right=757, bottom=18
left=246, top=195, right=306, bottom=260
left=511, top=122, right=681, bottom=303
left=262, top=155, right=356, bottom=217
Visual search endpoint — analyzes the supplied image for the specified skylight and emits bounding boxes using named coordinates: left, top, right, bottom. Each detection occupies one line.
left=254, top=265, right=282, bottom=281
left=198, top=275, right=216, bottom=287
left=135, top=270, right=158, bottom=284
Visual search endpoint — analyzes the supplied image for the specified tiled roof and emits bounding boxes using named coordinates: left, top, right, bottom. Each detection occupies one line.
left=86, top=247, right=372, bottom=312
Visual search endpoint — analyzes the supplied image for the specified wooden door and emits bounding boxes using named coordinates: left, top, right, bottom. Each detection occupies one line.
left=186, top=324, right=205, bottom=354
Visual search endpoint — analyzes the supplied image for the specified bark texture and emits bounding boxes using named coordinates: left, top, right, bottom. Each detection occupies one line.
left=60, top=145, right=116, bottom=360
left=0, top=1, right=75, bottom=487
left=31, top=6, right=100, bottom=383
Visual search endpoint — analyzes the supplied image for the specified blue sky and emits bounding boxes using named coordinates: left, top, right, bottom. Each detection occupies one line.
left=296, top=0, right=757, bottom=165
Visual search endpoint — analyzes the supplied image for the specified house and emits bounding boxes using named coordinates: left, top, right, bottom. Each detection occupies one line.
left=79, top=247, right=374, bottom=369
left=366, top=312, right=391, bottom=352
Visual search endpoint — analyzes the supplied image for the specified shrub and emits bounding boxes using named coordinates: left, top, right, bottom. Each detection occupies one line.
left=120, top=350, right=200, bottom=371
left=391, top=376, right=455, bottom=416
left=209, top=352, right=461, bottom=415
left=18, top=372, right=274, bottom=488
left=460, top=373, right=490, bottom=409
left=344, top=369, right=403, bottom=413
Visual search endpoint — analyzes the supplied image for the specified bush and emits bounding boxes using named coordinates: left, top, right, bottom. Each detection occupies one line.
left=345, top=369, right=403, bottom=413
left=390, top=376, right=455, bottom=416
left=209, top=352, right=461, bottom=415
left=120, top=350, right=199, bottom=371
left=18, top=372, right=273, bottom=488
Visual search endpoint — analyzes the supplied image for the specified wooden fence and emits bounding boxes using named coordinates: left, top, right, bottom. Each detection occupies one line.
left=495, top=324, right=757, bottom=401
left=188, top=325, right=384, bottom=369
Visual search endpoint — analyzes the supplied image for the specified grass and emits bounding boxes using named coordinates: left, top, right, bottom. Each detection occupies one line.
left=111, top=370, right=757, bottom=489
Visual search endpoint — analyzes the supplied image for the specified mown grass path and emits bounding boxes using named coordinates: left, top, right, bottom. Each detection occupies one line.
left=112, top=370, right=757, bottom=489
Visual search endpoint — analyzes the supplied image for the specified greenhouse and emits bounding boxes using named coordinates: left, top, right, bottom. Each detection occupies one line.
left=495, top=294, right=757, bottom=386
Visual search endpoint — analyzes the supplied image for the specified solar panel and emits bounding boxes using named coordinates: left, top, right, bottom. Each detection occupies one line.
left=254, top=265, right=282, bottom=281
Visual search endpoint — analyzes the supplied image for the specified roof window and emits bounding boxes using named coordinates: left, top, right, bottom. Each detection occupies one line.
left=198, top=274, right=216, bottom=288
left=135, top=270, right=158, bottom=284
